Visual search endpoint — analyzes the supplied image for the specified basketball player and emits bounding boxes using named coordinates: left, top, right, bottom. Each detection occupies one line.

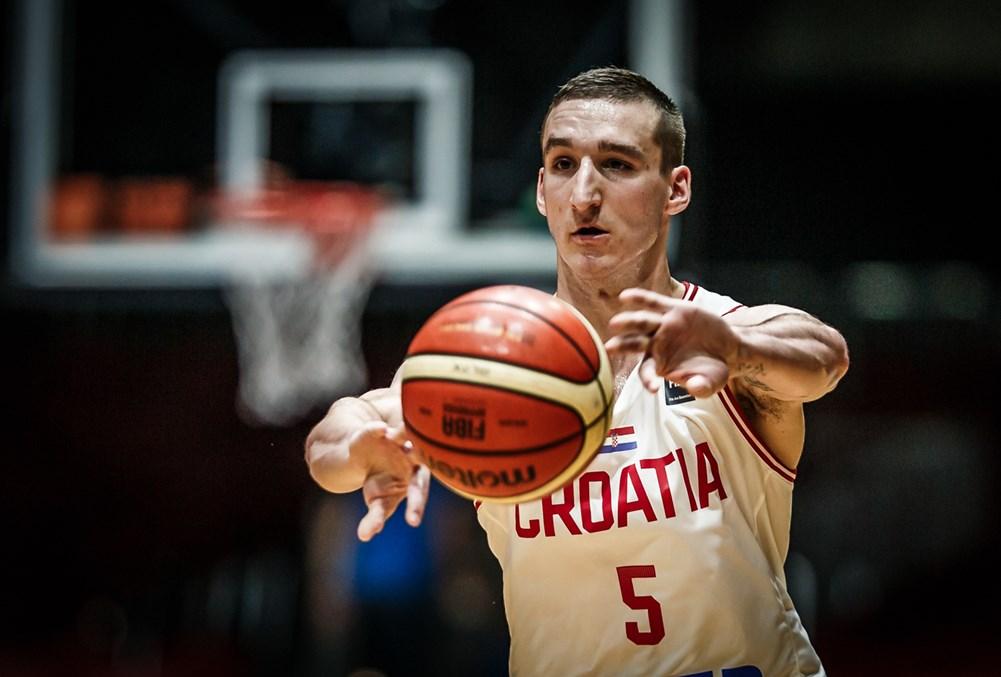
left=306, top=67, right=849, bottom=676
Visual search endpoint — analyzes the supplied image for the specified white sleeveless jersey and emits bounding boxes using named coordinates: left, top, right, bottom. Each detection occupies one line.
left=476, top=283, right=825, bottom=677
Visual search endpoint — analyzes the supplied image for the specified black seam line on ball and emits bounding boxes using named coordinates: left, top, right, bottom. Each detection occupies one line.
left=431, top=298, right=599, bottom=379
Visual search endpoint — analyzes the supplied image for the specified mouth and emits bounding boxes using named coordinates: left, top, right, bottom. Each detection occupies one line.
left=572, top=226, right=609, bottom=238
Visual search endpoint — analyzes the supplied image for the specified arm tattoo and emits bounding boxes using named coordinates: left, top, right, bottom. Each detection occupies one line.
left=736, top=389, right=784, bottom=422
left=739, top=362, right=775, bottom=394
left=737, top=363, right=783, bottom=420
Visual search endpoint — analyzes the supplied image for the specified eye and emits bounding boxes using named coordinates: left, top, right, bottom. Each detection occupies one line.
left=552, top=157, right=575, bottom=171
left=603, top=158, right=633, bottom=171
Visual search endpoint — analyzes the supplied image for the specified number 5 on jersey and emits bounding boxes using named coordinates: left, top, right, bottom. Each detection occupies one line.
left=615, top=565, right=665, bottom=645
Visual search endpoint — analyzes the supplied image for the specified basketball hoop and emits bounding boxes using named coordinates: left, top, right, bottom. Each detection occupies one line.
left=218, top=181, right=381, bottom=426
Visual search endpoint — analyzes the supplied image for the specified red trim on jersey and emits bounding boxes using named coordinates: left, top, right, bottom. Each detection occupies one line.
left=473, top=500, right=482, bottom=511
left=680, top=280, right=690, bottom=298
left=718, top=385, right=797, bottom=483
left=677, top=283, right=791, bottom=480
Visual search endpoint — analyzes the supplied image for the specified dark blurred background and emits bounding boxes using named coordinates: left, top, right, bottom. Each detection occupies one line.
left=3, top=1, right=1000, bottom=675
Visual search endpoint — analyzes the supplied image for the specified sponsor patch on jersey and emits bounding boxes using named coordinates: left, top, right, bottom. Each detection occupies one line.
left=599, top=426, right=637, bottom=454
left=665, top=379, right=695, bottom=405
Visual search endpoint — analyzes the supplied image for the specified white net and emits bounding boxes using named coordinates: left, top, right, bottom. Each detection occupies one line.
left=220, top=183, right=379, bottom=426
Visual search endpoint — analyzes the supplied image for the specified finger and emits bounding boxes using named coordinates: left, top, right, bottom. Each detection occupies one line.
left=618, top=287, right=675, bottom=311
left=386, top=424, right=421, bottom=461
left=357, top=499, right=387, bottom=541
left=604, top=333, right=650, bottom=355
left=666, top=357, right=729, bottom=399
left=389, top=425, right=428, bottom=466
left=349, top=422, right=416, bottom=478
left=357, top=494, right=402, bottom=542
left=608, top=310, right=668, bottom=335
left=683, top=374, right=714, bottom=398
left=349, top=420, right=403, bottom=458
left=638, top=356, right=661, bottom=393
left=405, top=464, right=431, bottom=526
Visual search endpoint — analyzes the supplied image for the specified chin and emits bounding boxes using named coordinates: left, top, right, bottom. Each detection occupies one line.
left=562, top=252, right=620, bottom=280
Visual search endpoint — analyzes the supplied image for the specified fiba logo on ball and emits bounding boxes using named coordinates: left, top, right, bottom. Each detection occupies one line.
left=401, top=285, right=614, bottom=503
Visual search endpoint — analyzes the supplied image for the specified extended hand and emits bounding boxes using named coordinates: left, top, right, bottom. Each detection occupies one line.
left=605, top=288, right=739, bottom=398
left=351, top=421, right=431, bottom=541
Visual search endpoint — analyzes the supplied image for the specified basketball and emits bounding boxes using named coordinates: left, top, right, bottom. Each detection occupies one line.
left=400, top=285, right=613, bottom=503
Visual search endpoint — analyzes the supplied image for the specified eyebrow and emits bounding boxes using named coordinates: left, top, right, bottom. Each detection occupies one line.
left=543, top=136, right=646, bottom=161
left=543, top=137, right=574, bottom=154
left=598, top=140, right=645, bottom=160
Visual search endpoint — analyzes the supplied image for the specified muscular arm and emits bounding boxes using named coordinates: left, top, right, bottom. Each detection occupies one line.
left=724, top=305, right=849, bottom=404
left=304, top=374, right=431, bottom=540
left=607, top=289, right=849, bottom=469
left=722, top=306, right=848, bottom=468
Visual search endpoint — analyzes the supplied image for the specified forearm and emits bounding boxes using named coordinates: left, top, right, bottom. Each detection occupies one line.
left=727, top=305, right=849, bottom=402
left=305, top=393, right=386, bottom=493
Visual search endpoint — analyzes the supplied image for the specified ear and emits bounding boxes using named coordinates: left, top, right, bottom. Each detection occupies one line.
left=536, top=167, right=547, bottom=216
left=665, top=165, right=692, bottom=216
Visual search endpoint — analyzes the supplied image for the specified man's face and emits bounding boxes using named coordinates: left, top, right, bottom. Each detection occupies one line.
left=537, top=99, right=685, bottom=283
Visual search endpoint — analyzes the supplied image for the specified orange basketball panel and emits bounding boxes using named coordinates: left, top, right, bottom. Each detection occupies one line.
left=453, top=286, right=600, bottom=371
left=407, top=286, right=600, bottom=383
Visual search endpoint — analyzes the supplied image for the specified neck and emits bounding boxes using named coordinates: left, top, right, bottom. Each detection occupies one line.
left=555, top=257, right=683, bottom=342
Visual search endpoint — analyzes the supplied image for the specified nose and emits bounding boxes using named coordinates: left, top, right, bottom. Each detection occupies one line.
left=570, top=158, right=601, bottom=215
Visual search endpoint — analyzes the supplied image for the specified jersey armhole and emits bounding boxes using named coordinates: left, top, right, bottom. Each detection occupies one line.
left=690, top=291, right=792, bottom=481
left=717, top=385, right=797, bottom=483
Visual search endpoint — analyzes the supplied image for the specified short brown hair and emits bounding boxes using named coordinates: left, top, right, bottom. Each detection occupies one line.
left=542, top=67, right=686, bottom=174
